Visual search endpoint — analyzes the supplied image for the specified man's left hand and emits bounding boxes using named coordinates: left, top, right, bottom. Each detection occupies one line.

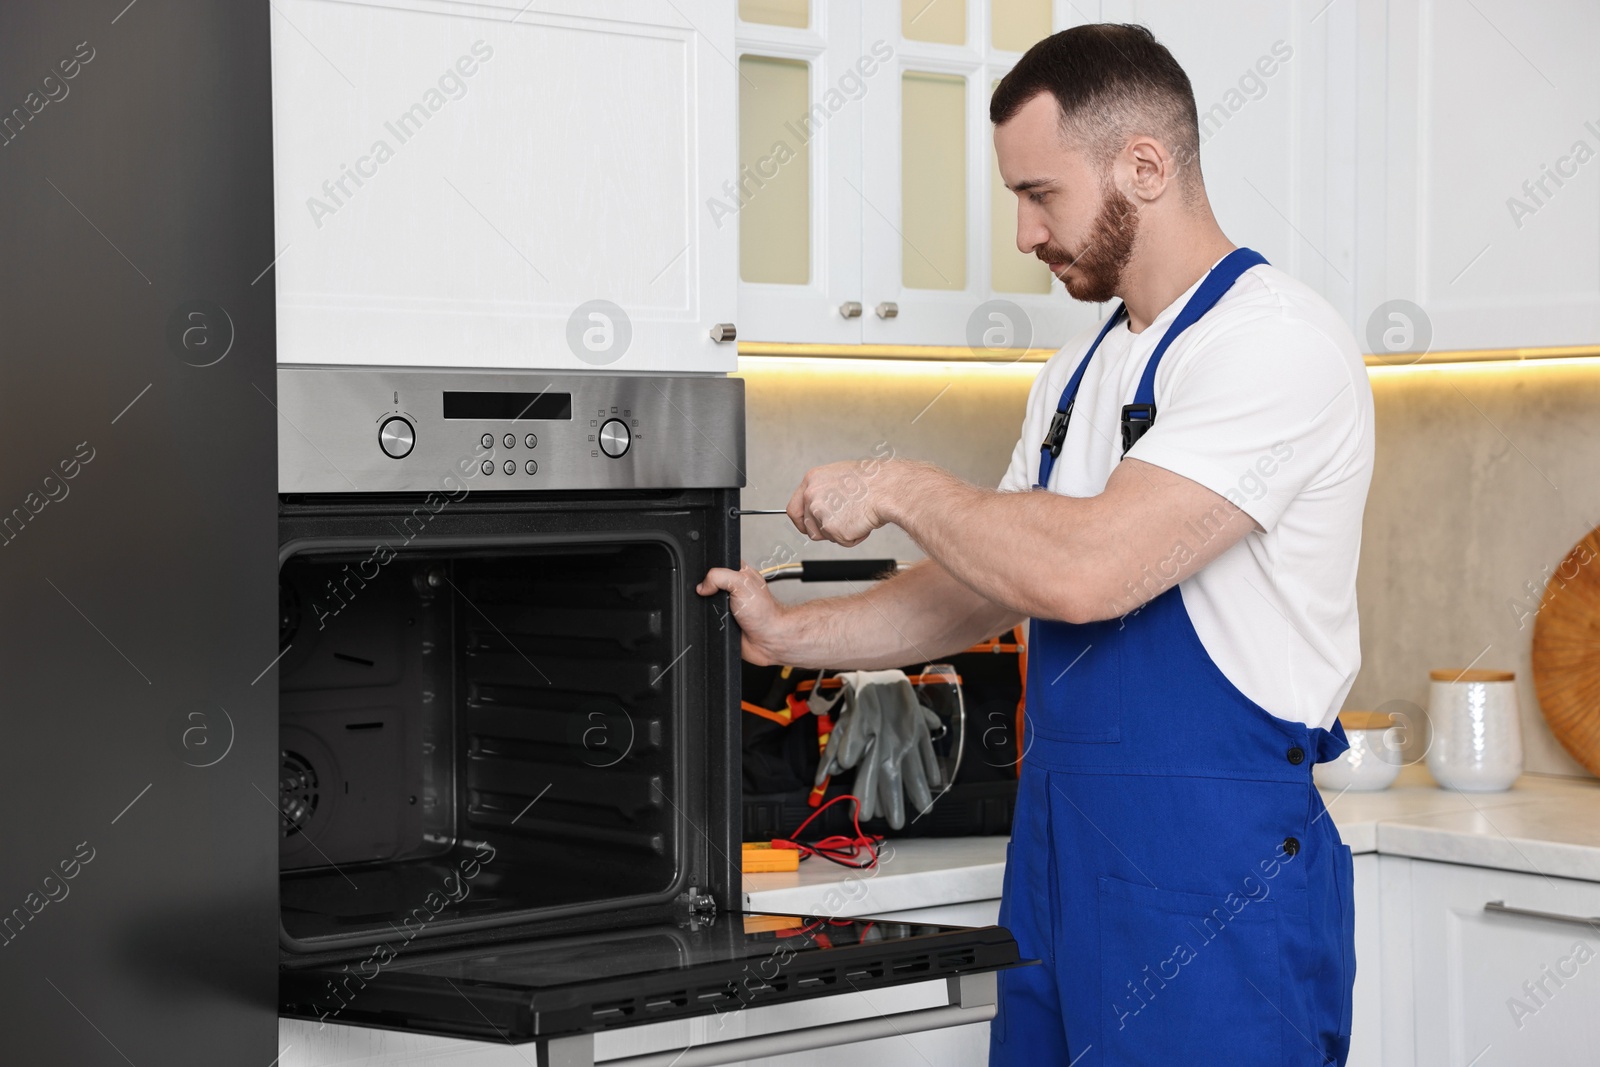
left=786, top=458, right=917, bottom=547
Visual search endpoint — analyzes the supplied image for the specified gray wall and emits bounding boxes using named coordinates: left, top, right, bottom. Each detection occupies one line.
left=735, top=359, right=1035, bottom=592
left=739, top=357, right=1600, bottom=780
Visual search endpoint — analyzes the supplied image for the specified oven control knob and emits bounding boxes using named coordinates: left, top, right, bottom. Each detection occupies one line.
left=379, top=416, right=415, bottom=459
left=598, top=418, right=631, bottom=458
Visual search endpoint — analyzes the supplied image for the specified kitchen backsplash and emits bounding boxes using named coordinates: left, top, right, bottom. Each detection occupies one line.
left=1355, top=360, right=1600, bottom=780
left=737, top=356, right=1600, bottom=780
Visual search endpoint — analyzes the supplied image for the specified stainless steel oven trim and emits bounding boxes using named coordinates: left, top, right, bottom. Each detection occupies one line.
left=276, top=529, right=699, bottom=954
left=277, top=366, right=746, bottom=494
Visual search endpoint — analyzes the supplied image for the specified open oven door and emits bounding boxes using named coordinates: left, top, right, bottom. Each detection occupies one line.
left=280, top=911, right=1021, bottom=1066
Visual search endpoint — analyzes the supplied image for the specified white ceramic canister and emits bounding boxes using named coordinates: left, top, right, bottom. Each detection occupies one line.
left=1425, top=669, right=1524, bottom=792
left=1314, top=711, right=1403, bottom=792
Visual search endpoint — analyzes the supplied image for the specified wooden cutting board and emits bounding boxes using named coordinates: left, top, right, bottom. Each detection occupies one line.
left=1531, top=526, right=1600, bottom=776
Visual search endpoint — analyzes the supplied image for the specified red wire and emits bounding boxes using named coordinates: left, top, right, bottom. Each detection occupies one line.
left=776, top=794, right=884, bottom=870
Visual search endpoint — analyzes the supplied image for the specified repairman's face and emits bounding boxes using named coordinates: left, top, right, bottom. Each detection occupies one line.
left=994, top=92, right=1140, bottom=304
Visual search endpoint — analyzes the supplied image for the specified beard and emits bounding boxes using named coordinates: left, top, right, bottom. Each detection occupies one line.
left=1037, top=182, right=1140, bottom=304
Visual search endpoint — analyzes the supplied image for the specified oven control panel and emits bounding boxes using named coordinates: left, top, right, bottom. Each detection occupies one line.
left=277, top=367, right=744, bottom=493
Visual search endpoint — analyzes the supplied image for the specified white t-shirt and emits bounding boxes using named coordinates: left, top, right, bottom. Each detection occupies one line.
left=998, top=260, right=1374, bottom=730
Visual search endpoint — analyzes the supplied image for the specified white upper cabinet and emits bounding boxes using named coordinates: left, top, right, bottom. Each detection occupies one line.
left=1099, top=1, right=1352, bottom=322
left=739, top=0, right=1101, bottom=351
left=1361, top=0, right=1600, bottom=353
left=858, top=0, right=1101, bottom=349
left=733, top=0, right=866, bottom=345
left=271, top=0, right=737, bottom=372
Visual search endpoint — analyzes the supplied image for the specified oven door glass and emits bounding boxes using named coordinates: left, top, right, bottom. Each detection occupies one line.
left=279, top=912, right=1020, bottom=1042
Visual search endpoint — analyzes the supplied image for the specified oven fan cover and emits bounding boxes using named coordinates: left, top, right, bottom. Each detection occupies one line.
left=279, top=749, right=319, bottom=838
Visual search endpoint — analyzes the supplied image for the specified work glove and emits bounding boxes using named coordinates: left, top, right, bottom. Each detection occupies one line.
left=814, top=670, right=944, bottom=830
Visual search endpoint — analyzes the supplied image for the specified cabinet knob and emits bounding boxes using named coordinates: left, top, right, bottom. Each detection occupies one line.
left=709, top=323, right=737, bottom=343
left=839, top=301, right=863, bottom=319
left=875, top=302, right=899, bottom=320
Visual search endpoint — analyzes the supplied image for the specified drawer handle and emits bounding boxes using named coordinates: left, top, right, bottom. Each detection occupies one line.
left=1484, top=900, right=1600, bottom=930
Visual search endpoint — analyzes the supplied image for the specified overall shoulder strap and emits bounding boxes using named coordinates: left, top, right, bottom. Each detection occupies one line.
left=1121, top=247, right=1268, bottom=452
left=1034, top=304, right=1126, bottom=489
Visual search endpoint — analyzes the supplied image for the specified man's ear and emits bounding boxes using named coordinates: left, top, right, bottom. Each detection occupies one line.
left=1123, top=135, right=1174, bottom=203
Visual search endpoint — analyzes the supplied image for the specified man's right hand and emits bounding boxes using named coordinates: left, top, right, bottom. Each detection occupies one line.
left=696, top=561, right=788, bottom=666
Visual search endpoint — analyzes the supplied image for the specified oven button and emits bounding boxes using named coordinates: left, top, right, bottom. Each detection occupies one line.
left=525, top=460, right=538, bottom=475
left=481, top=460, right=494, bottom=475
left=598, top=418, right=631, bottom=458
left=379, top=417, right=415, bottom=459
left=481, top=433, right=493, bottom=449
left=503, top=434, right=516, bottom=449
left=524, top=434, right=537, bottom=449
left=503, top=460, right=515, bottom=475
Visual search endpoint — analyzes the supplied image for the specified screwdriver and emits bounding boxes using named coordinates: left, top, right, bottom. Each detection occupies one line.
left=730, top=508, right=789, bottom=517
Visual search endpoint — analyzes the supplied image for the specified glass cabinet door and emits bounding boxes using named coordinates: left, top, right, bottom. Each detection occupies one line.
left=737, top=0, right=1103, bottom=352
left=738, top=54, right=812, bottom=287
left=900, top=70, right=968, bottom=292
left=735, top=1, right=867, bottom=344
left=859, top=0, right=1102, bottom=351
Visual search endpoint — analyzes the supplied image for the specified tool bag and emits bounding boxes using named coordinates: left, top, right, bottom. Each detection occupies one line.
left=740, top=559, right=1027, bottom=840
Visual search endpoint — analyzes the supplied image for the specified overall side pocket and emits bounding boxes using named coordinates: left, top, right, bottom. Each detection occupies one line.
left=1098, top=874, right=1283, bottom=1066
left=1334, top=842, right=1356, bottom=1042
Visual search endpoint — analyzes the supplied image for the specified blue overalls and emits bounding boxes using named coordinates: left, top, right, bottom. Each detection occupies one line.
left=990, top=249, right=1357, bottom=1066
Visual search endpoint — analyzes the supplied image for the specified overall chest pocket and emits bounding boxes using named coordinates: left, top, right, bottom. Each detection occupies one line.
left=1027, top=617, right=1122, bottom=744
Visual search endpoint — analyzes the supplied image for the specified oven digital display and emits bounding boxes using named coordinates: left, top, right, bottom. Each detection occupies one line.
left=442, top=391, right=574, bottom=420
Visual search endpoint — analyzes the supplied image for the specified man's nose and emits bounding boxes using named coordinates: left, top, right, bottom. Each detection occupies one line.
left=1016, top=209, right=1050, bottom=256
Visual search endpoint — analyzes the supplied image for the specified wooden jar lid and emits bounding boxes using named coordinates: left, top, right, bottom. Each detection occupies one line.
left=1428, top=669, right=1515, bottom=683
left=1338, top=710, right=1395, bottom=731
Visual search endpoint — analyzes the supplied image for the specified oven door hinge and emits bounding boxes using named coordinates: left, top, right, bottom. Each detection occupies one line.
left=676, top=886, right=719, bottom=928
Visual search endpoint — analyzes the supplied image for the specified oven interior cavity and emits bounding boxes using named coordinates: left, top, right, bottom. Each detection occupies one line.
left=276, top=541, right=680, bottom=946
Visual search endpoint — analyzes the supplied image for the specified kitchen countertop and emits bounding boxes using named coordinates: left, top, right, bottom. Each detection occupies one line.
left=1327, top=763, right=1600, bottom=880
left=744, top=836, right=1009, bottom=917
left=744, top=766, right=1600, bottom=915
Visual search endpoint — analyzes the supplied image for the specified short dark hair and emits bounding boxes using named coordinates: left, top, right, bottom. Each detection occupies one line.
left=990, top=24, right=1201, bottom=185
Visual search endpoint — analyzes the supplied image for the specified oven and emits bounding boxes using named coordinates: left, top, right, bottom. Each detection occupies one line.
left=273, top=366, right=1020, bottom=1063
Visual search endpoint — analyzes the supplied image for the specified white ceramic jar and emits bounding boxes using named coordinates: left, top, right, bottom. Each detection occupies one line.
left=1314, top=711, right=1403, bottom=792
left=1425, top=669, right=1524, bottom=792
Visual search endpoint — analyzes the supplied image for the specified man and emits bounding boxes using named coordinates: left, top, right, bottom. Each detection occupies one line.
left=697, top=23, right=1372, bottom=1066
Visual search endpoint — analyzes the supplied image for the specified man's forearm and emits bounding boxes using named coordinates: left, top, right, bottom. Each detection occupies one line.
left=880, top=463, right=1097, bottom=621
left=766, top=560, right=1021, bottom=670
left=875, top=459, right=1254, bottom=625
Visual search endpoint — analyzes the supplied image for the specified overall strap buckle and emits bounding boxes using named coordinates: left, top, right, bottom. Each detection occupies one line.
left=1120, top=403, right=1156, bottom=454
left=1042, top=399, right=1075, bottom=458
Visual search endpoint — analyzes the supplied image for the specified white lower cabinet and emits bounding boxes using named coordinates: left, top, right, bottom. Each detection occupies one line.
left=1398, top=859, right=1600, bottom=1067
left=1350, top=853, right=1383, bottom=1067
left=728, top=899, right=1003, bottom=1067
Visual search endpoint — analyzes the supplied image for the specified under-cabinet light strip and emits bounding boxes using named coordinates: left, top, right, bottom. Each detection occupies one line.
left=737, top=342, right=1600, bottom=370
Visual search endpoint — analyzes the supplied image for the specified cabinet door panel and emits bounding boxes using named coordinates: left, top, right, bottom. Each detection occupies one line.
left=859, top=1, right=1101, bottom=351
left=1102, top=0, right=1351, bottom=320
left=1350, top=853, right=1382, bottom=1067
left=1370, top=0, right=1600, bottom=351
left=272, top=0, right=736, bottom=372
left=1410, top=860, right=1600, bottom=1067
left=735, top=1, right=866, bottom=344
